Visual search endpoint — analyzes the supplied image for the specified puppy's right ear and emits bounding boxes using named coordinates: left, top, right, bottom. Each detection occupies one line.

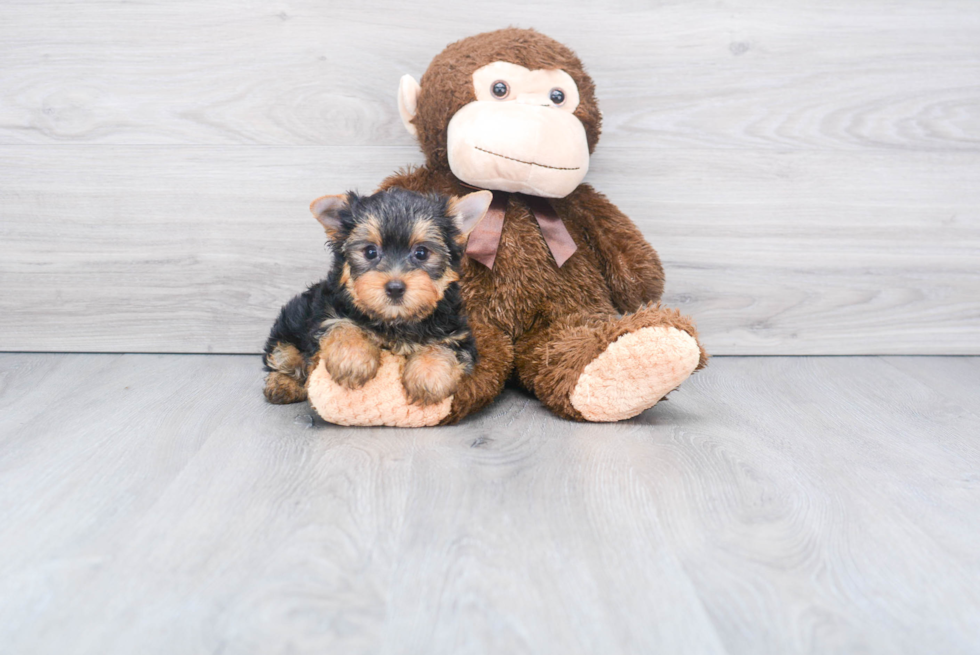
left=310, top=194, right=347, bottom=238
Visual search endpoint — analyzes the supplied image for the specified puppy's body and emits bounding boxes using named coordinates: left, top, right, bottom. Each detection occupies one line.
left=263, top=187, right=489, bottom=406
left=263, top=271, right=476, bottom=392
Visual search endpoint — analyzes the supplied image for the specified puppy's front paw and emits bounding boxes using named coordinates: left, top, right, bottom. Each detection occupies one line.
left=320, top=323, right=381, bottom=389
left=402, top=345, right=463, bottom=406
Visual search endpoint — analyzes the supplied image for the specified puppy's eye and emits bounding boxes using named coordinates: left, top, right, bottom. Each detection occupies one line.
left=413, top=246, right=429, bottom=261
left=364, top=245, right=378, bottom=260
left=491, top=81, right=509, bottom=99
left=549, top=88, right=565, bottom=105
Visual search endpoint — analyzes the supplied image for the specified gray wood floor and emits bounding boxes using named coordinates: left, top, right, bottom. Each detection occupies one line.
left=1, top=353, right=978, bottom=654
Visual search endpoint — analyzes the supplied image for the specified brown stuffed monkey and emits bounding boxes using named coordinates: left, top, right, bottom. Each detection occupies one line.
left=306, top=28, right=708, bottom=426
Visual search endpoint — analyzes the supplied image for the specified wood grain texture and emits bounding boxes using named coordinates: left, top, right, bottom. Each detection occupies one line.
left=881, top=356, right=980, bottom=415
left=1, top=353, right=978, bottom=653
left=1, top=0, right=979, bottom=354
left=642, top=356, right=980, bottom=653
left=0, top=1, right=977, bottom=150
left=2, top=146, right=978, bottom=354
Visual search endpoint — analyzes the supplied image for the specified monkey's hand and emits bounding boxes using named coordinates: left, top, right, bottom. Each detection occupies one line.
left=564, top=186, right=665, bottom=312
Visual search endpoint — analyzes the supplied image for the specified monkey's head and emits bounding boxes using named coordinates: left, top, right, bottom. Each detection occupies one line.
left=398, top=28, right=602, bottom=199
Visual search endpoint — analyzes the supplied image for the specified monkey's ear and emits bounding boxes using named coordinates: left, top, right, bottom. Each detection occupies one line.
left=310, top=194, right=347, bottom=237
left=448, top=190, right=493, bottom=239
left=398, top=74, right=421, bottom=137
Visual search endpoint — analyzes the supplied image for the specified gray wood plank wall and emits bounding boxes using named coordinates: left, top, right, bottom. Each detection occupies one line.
left=1, top=1, right=978, bottom=354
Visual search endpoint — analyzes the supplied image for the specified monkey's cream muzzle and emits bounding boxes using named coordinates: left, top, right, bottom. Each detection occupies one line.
left=446, top=101, right=589, bottom=199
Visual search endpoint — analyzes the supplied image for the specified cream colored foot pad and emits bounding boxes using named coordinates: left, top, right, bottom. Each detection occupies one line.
left=570, top=326, right=701, bottom=422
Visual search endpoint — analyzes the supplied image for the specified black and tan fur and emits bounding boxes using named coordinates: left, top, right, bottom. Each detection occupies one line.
left=263, top=187, right=481, bottom=406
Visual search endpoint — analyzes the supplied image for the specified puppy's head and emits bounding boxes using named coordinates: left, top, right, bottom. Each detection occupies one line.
left=310, top=187, right=491, bottom=322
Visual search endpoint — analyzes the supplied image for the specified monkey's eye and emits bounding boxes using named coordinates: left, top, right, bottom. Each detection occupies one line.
left=550, top=88, right=566, bottom=105
left=364, top=245, right=379, bottom=260
left=491, top=81, right=509, bottom=99
left=413, top=246, right=429, bottom=261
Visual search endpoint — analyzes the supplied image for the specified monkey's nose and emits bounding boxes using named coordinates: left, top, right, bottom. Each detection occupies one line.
left=515, top=93, right=551, bottom=107
left=385, top=280, right=406, bottom=301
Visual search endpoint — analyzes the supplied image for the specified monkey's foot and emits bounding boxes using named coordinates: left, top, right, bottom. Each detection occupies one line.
left=569, top=326, right=701, bottom=422
left=307, top=351, right=452, bottom=427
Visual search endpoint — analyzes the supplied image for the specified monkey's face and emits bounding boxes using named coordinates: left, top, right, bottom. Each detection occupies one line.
left=444, top=62, right=590, bottom=199
left=436, top=62, right=589, bottom=198
left=399, top=46, right=595, bottom=200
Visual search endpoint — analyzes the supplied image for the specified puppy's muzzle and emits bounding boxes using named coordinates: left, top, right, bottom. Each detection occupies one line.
left=385, top=279, right=406, bottom=302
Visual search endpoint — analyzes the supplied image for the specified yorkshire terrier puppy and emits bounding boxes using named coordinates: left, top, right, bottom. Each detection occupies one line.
left=263, top=187, right=492, bottom=407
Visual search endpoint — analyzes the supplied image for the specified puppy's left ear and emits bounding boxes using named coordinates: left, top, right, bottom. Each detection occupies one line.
left=310, top=194, right=348, bottom=238
left=448, top=190, right=493, bottom=241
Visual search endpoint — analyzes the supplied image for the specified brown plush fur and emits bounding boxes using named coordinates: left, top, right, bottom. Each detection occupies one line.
left=380, top=28, right=707, bottom=423
left=515, top=304, right=706, bottom=420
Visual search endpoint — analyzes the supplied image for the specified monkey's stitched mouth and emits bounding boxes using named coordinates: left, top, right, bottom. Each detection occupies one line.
left=474, top=146, right=580, bottom=171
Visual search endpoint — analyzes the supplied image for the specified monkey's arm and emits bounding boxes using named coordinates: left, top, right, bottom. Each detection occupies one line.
left=564, top=185, right=665, bottom=313
left=440, top=319, right=513, bottom=424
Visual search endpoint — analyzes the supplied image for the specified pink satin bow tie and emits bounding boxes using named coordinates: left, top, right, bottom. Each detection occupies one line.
left=464, top=191, right=578, bottom=269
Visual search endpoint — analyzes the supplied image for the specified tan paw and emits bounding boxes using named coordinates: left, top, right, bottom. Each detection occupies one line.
left=402, top=345, right=463, bottom=406
left=569, top=326, right=701, bottom=422
left=320, top=323, right=381, bottom=389
left=307, top=352, right=453, bottom=427
left=263, top=371, right=308, bottom=404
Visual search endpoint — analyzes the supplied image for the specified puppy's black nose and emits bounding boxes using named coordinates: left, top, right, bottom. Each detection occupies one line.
left=385, top=280, right=406, bottom=300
